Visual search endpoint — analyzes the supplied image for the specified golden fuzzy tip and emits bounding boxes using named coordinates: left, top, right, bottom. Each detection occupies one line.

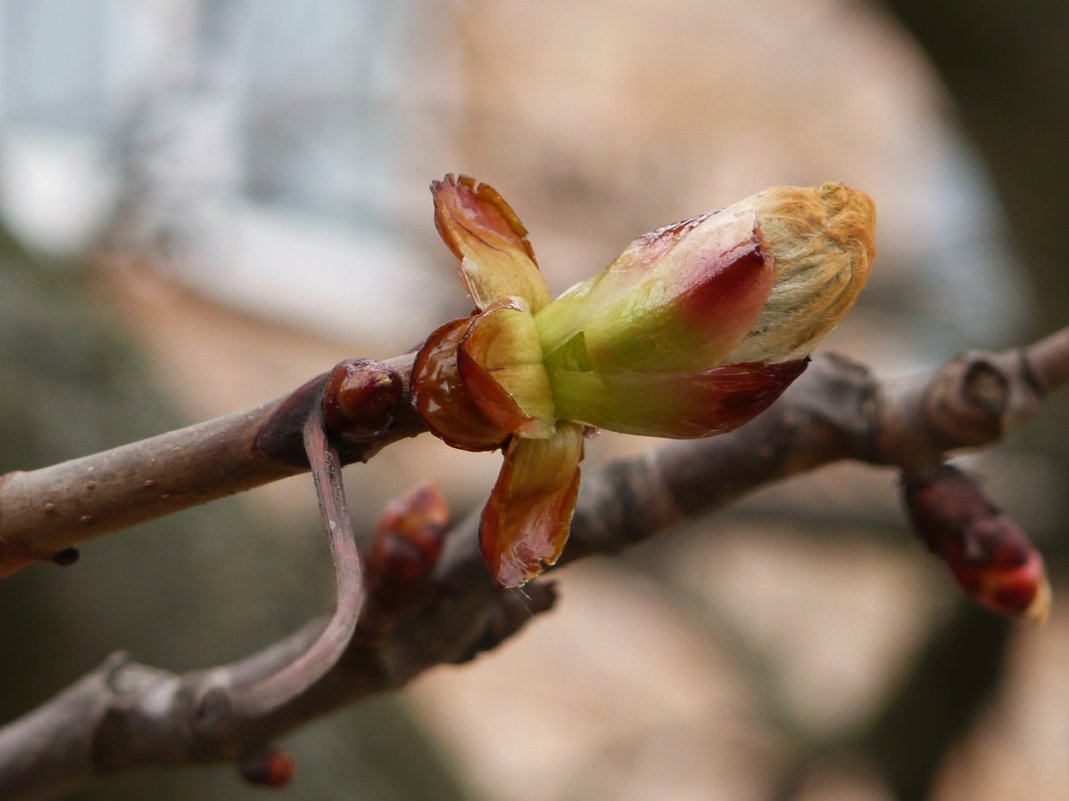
left=817, top=181, right=877, bottom=264
left=726, top=183, right=877, bottom=364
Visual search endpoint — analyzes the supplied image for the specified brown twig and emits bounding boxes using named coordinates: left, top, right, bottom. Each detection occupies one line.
left=0, top=328, right=1066, bottom=799
left=0, top=356, right=419, bottom=578
left=1025, top=325, right=1069, bottom=392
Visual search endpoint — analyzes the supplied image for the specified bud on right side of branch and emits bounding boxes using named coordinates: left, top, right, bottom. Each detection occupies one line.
left=902, top=464, right=1051, bottom=623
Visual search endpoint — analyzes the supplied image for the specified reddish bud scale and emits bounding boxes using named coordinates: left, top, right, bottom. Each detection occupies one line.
left=457, top=298, right=556, bottom=438
left=550, top=357, right=808, bottom=438
left=566, top=215, right=776, bottom=373
left=686, top=359, right=810, bottom=433
left=322, top=359, right=403, bottom=441
left=412, top=318, right=509, bottom=451
left=903, top=464, right=1051, bottom=622
left=457, top=339, right=532, bottom=434
left=239, top=748, right=296, bottom=787
left=669, top=237, right=774, bottom=356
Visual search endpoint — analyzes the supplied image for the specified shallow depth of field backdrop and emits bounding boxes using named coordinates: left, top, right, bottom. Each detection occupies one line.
left=1, top=1, right=1067, bottom=799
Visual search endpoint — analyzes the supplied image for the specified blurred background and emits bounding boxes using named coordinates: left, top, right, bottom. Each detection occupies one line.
left=1, top=1, right=1067, bottom=799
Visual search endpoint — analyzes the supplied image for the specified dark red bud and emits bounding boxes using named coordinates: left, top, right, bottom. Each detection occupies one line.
left=322, top=359, right=403, bottom=441
left=239, top=747, right=296, bottom=787
left=902, top=464, right=1050, bottom=622
left=358, top=485, right=450, bottom=640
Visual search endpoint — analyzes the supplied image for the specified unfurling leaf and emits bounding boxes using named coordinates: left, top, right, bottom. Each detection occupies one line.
left=414, top=175, right=877, bottom=586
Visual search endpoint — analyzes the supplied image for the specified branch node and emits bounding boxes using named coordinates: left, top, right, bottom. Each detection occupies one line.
left=920, top=351, right=1013, bottom=449
left=961, top=357, right=1009, bottom=412
left=798, top=352, right=879, bottom=457
left=193, top=686, right=232, bottom=732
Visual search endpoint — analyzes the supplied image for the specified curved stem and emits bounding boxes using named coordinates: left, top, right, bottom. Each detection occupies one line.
left=227, top=397, right=365, bottom=718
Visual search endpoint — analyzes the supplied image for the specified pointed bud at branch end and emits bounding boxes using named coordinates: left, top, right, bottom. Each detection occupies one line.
left=904, top=465, right=1051, bottom=623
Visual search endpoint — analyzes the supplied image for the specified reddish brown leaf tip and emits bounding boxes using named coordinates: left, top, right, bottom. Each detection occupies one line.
left=322, top=358, right=403, bottom=441
left=412, top=317, right=510, bottom=452
left=903, top=464, right=1051, bottom=623
left=239, top=748, right=296, bottom=788
left=431, top=173, right=537, bottom=264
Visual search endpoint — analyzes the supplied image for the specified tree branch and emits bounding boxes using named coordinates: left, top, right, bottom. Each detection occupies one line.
left=0, top=327, right=1066, bottom=799
left=0, top=357, right=420, bottom=577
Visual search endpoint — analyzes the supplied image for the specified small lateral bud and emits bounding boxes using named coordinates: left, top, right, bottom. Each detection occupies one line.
left=903, top=464, right=1051, bottom=623
left=238, top=747, right=296, bottom=788
left=322, top=359, right=403, bottom=442
left=359, top=485, right=450, bottom=639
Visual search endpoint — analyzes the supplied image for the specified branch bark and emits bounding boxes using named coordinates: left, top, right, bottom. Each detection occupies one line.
left=0, top=356, right=421, bottom=577
left=0, top=328, right=1066, bottom=799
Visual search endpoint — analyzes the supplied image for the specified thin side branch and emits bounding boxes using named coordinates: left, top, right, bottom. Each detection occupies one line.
left=0, top=327, right=1066, bottom=799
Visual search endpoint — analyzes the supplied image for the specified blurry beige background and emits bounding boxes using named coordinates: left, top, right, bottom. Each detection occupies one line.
left=1, top=1, right=1065, bottom=799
